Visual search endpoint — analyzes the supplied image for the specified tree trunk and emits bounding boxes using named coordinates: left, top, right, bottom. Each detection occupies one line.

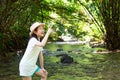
left=105, top=23, right=120, bottom=50
left=100, top=0, right=120, bottom=50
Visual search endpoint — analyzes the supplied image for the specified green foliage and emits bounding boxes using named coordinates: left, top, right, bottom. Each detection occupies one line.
left=90, top=0, right=120, bottom=50
left=78, top=0, right=120, bottom=50
left=0, top=0, right=110, bottom=53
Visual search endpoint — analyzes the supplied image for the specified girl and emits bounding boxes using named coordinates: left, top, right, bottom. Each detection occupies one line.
left=19, top=22, right=52, bottom=80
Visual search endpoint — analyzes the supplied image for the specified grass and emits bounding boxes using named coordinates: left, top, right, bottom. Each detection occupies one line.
left=1, top=43, right=120, bottom=80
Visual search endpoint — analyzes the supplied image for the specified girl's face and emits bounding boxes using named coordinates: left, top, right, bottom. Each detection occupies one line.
left=34, top=25, right=45, bottom=38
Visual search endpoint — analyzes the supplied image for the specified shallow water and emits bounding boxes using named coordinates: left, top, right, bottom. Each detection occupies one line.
left=0, top=44, right=120, bottom=80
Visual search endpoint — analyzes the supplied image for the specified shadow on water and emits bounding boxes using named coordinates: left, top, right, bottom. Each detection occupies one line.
left=1, top=43, right=120, bottom=80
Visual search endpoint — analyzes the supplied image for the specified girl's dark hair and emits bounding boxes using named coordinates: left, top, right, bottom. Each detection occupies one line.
left=30, top=33, right=43, bottom=41
left=30, top=33, right=38, bottom=40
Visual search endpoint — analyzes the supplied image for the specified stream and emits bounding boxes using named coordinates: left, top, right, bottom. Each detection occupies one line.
left=0, top=43, right=120, bottom=80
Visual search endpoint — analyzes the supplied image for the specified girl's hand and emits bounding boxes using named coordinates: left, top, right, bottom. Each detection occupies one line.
left=47, top=27, right=52, bottom=34
left=41, top=68, right=48, bottom=75
left=47, top=25, right=53, bottom=34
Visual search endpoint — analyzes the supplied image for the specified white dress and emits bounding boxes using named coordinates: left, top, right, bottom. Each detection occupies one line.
left=19, top=37, right=43, bottom=76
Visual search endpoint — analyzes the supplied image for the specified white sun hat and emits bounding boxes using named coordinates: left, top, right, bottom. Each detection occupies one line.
left=30, top=22, right=45, bottom=36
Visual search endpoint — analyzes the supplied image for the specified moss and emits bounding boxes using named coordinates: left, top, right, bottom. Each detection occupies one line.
left=1, top=44, right=120, bottom=80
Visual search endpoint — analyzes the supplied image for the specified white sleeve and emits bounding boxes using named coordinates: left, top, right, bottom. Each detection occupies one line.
left=29, top=37, right=39, bottom=47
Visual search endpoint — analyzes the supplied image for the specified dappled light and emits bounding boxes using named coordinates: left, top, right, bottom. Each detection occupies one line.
left=0, top=0, right=120, bottom=80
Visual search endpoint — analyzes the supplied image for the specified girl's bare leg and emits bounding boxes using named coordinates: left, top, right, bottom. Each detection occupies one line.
left=23, top=77, right=32, bottom=80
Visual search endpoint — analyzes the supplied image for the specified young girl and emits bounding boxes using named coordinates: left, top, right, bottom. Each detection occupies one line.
left=19, top=22, right=52, bottom=80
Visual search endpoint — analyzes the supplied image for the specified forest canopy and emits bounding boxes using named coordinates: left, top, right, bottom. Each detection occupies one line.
left=0, top=0, right=120, bottom=54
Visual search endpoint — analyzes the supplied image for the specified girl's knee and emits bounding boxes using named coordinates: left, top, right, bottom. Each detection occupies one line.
left=45, top=71, right=48, bottom=76
left=42, top=71, right=48, bottom=78
left=35, top=69, right=48, bottom=78
left=42, top=69, right=48, bottom=77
